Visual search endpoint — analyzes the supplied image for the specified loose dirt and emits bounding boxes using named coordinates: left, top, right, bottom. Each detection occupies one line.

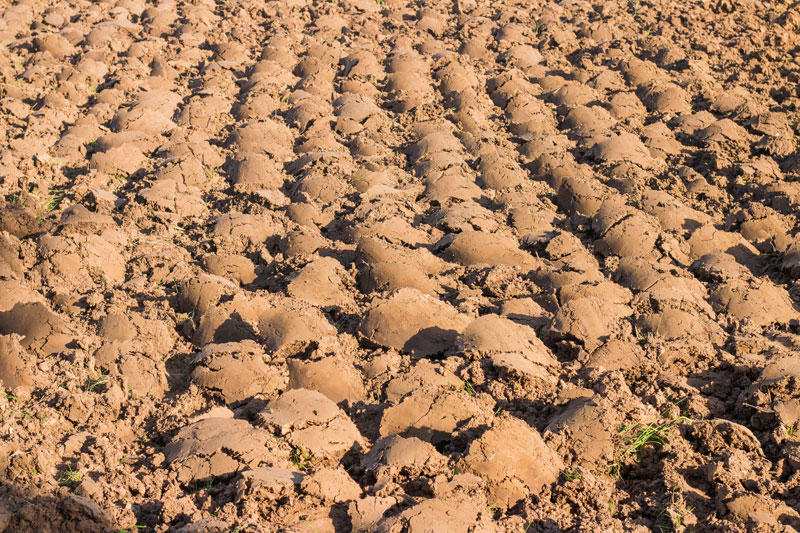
left=1, top=0, right=800, bottom=530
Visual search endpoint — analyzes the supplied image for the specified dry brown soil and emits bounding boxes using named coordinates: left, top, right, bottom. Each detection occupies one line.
left=1, top=0, right=800, bottom=530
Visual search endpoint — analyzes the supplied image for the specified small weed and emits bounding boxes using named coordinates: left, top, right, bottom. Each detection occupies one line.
left=455, top=381, right=475, bottom=396
left=290, top=446, right=313, bottom=472
left=633, top=324, right=649, bottom=342
left=1, top=391, right=18, bottom=402
left=190, top=478, right=214, bottom=492
left=620, top=416, right=687, bottom=454
left=655, top=489, right=693, bottom=531
left=347, top=173, right=369, bottom=187
left=44, top=187, right=64, bottom=213
left=56, top=467, right=82, bottom=487
left=610, top=415, right=691, bottom=477
left=493, top=405, right=503, bottom=417
left=116, top=525, right=145, bottom=533
left=6, top=192, right=26, bottom=207
left=608, top=499, right=617, bottom=513
left=561, top=468, right=582, bottom=482
left=84, top=367, right=108, bottom=392
left=786, top=422, right=798, bottom=439
left=376, top=0, right=385, bottom=5
left=654, top=509, right=676, bottom=531
left=89, top=86, right=97, bottom=94
left=629, top=0, right=641, bottom=20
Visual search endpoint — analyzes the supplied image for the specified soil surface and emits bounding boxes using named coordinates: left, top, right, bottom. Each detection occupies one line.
left=1, top=0, right=800, bottom=530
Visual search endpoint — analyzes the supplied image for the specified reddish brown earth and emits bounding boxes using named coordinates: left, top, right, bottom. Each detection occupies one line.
left=1, top=0, right=800, bottom=530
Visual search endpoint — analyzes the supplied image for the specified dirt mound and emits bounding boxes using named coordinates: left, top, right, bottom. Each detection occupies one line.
left=459, top=417, right=563, bottom=509
left=256, top=388, right=363, bottom=460
left=359, top=287, right=470, bottom=356
left=165, top=416, right=285, bottom=485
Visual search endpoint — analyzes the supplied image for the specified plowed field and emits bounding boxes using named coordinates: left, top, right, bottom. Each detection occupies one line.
left=1, top=0, right=800, bottom=530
